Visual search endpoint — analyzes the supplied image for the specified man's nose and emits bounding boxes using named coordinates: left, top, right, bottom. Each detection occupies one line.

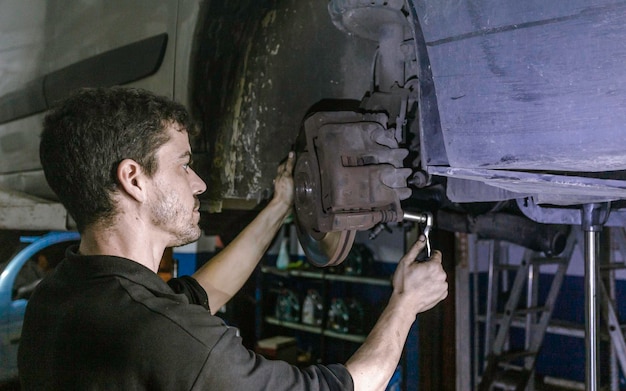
left=191, top=169, right=207, bottom=195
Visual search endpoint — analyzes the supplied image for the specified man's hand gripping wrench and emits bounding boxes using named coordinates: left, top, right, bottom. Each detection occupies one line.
left=403, top=211, right=433, bottom=258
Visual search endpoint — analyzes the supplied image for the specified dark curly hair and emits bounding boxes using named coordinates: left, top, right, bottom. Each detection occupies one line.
left=40, top=87, right=196, bottom=232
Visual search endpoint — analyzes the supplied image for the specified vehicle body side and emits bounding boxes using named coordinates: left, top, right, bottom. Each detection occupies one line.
left=1, top=1, right=626, bottom=238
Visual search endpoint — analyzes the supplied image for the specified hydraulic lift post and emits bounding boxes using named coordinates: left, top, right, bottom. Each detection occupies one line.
left=581, top=203, right=610, bottom=391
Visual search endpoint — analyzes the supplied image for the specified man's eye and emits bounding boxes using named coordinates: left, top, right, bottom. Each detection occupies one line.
left=183, top=163, right=190, bottom=171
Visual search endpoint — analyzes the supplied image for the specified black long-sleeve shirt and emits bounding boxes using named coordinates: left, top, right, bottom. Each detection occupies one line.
left=18, top=247, right=353, bottom=390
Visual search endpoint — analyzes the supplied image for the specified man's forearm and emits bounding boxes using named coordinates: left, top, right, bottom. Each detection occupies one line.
left=192, top=198, right=290, bottom=312
left=346, top=241, right=448, bottom=391
left=346, top=296, right=416, bottom=391
left=193, top=152, right=294, bottom=313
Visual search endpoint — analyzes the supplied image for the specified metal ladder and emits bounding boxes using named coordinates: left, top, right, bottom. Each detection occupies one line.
left=600, top=227, right=626, bottom=390
left=478, top=232, right=577, bottom=391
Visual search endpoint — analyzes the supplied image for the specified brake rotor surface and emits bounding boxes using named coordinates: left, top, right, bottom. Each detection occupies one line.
left=293, top=149, right=357, bottom=267
left=295, top=222, right=356, bottom=268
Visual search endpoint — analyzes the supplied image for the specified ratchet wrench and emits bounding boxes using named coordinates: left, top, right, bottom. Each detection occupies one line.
left=403, top=211, right=433, bottom=258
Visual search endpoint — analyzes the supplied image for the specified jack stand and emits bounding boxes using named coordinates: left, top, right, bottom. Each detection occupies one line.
left=581, top=203, right=610, bottom=391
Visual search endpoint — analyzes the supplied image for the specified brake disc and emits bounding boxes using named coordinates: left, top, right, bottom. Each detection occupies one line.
left=293, top=111, right=411, bottom=267
left=295, top=225, right=356, bottom=268
left=293, top=142, right=356, bottom=267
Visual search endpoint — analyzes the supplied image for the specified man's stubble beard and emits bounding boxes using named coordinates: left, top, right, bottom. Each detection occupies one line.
left=150, top=186, right=202, bottom=247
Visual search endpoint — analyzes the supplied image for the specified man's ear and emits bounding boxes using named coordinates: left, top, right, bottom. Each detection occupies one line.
left=116, top=159, right=147, bottom=202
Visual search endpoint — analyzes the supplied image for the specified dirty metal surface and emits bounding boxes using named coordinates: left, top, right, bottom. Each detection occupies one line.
left=293, top=111, right=411, bottom=266
left=411, top=0, right=626, bottom=173
left=191, top=0, right=376, bottom=211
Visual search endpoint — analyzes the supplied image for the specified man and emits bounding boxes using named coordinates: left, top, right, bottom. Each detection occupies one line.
left=18, top=87, right=448, bottom=390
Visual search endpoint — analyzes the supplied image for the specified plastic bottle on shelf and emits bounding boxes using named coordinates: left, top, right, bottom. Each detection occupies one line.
left=275, top=288, right=300, bottom=322
left=276, top=238, right=290, bottom=270
left=302, top=289, right=323, bottom=326
left=327, top=298, right=349, bottom=333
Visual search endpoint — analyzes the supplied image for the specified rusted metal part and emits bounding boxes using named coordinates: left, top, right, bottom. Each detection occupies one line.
left=294, top=111, right=411, bottom=266
left=295, top=228, right=357, bottom=268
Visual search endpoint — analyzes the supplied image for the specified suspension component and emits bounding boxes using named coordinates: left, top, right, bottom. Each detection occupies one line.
left=294, top=0, right=417, bottom=267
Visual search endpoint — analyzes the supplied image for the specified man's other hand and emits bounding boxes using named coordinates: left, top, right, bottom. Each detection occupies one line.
left=273, top=151, right=295, bottom=208
left=391, top=235, right=448, bottom=316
